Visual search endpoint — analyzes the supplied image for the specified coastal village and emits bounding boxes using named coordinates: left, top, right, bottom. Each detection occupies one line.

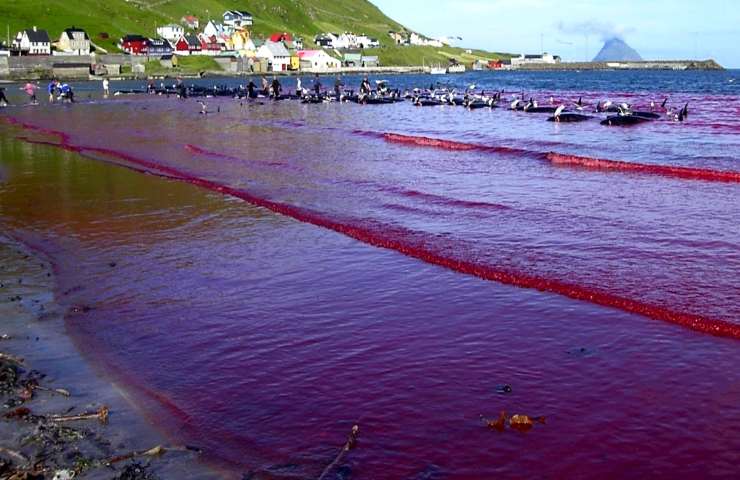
left=0, top=9, right=519, bottom=79
left=0, top=4, right=720, bottom=82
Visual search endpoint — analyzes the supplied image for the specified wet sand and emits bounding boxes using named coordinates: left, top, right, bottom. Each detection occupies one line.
left=0, top=234, right=219, bottom=479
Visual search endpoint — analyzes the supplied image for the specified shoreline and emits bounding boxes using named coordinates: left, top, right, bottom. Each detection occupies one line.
left=0, top=233, right=220, bottom=479
left=1, top=58, right=727, bottom=83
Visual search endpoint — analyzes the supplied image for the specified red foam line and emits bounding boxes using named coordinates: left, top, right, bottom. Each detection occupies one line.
left=546, top=152, right=740, bottom=183
left=10, top=125, right=740, bottom=340
left=383, top=132, right=533, bottom=157
left=380, top=131, right=740, bottom=184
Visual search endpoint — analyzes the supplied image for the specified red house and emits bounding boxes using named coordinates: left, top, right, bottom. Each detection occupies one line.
left=269, top=32, right=293, bottom=43
left=119, top=34, right=148, bottom=55
left=488, top=59, right=504, bottom=69
left=174, top=33, right=201, bottom=55
left=198, top=34, right=221, bottom=53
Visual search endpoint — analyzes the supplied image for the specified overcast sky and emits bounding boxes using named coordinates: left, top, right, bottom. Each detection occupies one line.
left=371, top=0, right=740, bottom=67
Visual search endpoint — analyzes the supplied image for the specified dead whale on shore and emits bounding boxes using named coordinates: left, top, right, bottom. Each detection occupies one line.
left=547, top=105, right=592, bottom=122
left=600, top=113, right=654, bottom=126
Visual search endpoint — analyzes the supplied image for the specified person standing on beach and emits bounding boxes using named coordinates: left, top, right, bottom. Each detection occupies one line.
left=359, top=77, right=372, bottom=103
left=271, top=77, right=282, bottom=99
left=334, top=75, right=343, bottom=100
left=22, top=82, right=39, bottom=104
left=261, top=76, right=269, bottom=96
left=0, top=87, right=9, bottom=107
left=313, top=74, right=322, bottom=97
left=47, top=79, right=58, bottom=103
left=296, top=77, right=302, bottom=96
left=102, top=78, right=110, bottom=97
left=247, top=79, right=257, bottom=99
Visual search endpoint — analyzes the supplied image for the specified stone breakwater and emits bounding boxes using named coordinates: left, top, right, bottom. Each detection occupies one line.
left=513, top=59, right=724, bottom=71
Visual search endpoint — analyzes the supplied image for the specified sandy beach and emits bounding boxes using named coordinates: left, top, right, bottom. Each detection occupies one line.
left=0, top=234, right=218, bottom=479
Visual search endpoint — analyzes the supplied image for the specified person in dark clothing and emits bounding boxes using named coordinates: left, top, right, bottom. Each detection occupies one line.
left=334, top=76, right=343, bottom=100
left=247, top=80, right=257, bottom=99
left=60, top=83, right=75, bottom=103
left=271, top=77, right=282, bottom=99
left=176, top=78, right=187, bottom=99
left=360, top=77, right=371, bottom=95
left=0, top=87, right=8, bottom=106
left=313, top=74, right=322, bottom=97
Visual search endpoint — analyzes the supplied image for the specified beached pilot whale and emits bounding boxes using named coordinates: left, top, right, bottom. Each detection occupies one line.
left=547, top=105, right=592, bottom=122
left=601, top=105, right=655, bottom=126
left=596, top=100, right=629, bottom=113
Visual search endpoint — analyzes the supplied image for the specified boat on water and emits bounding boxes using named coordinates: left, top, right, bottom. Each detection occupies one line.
left=430, top=65, right=447, bottom=75
left=447, top=64, right=466, bottom=74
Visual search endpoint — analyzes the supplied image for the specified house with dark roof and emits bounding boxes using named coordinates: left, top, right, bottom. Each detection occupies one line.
left=223, top=10, right=253, bottom=29
left=174, top=34, right=202, bottom=55
left=119, top=34, right=149, bottom=55
left=58, top=27, right=91, bottom=55
left=13, top=27, right=51, bottom=55
left=147, top=38, right=173, bottom=56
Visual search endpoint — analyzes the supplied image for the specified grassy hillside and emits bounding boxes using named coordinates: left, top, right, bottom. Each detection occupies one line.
left=2, top=0, right=510, bottom=65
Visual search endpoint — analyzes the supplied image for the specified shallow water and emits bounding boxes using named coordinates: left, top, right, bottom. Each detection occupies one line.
left=1, top=71, right=739, bottom=479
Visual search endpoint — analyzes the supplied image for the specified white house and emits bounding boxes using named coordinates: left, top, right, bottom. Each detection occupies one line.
left=13, top=27, right=51, bottom=55
left=355, top=34, right=379, bottom=48
left=408, top=32, right=443, bottom=47
left=314, top=33, right=338, bottom=48
left=203, top=20, right=232, bottom=39
left=332, top=33, right=355, bottom=50
left=511, top=52, right=561, bottom=68
left=297, top=50, right=341, bottom=72
left=156, top=24, right=184, bottom=43
left=256, top=41, right=291, bottom=71
left=223, top=10, right=253, bottom=29
left=57, top=27, right=91, bottom=55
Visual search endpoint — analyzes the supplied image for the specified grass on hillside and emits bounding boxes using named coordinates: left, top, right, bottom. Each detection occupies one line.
left=2, top=0, right=511, bottom=66
left=144, top=55, right=221, bottom=75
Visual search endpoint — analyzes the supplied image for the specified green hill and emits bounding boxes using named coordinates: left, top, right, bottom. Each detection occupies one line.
left=3, top=0, right=510, bottom=66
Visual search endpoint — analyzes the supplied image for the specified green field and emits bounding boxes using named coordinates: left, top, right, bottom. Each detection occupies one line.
left=2, top=0, right=511, bottom=66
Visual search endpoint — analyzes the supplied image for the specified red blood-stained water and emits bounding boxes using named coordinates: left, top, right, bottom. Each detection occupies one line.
left=1, top=87, right=739, bottom=479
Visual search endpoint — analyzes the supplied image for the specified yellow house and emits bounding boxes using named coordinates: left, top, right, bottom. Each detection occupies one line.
left=290, top=55, right=300, bottom=71
left=231, top=30, right=258, bottom=57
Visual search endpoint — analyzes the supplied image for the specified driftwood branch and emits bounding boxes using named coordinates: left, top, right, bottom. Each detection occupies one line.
left=317, top=425, right=359, bottom=480
left=0, top=352, right=24, bottom=365
left=48, top=406, right=109, bottom=424
left=0, top=446, right=29, bottom=465
left=106, top=444, right=201, bottom=465
left=31, top=384, right=71, bottom=397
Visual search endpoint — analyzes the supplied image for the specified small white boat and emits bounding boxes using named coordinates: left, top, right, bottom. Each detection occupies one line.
left=447, top=64, right=466, bottom=74
left=430, top=65, right=446, bottom=75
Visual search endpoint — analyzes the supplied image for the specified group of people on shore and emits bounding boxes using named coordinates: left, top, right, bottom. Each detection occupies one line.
left=0, top=79, right=76, bottom=107
left=243, top=74, right=376, bottom=102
